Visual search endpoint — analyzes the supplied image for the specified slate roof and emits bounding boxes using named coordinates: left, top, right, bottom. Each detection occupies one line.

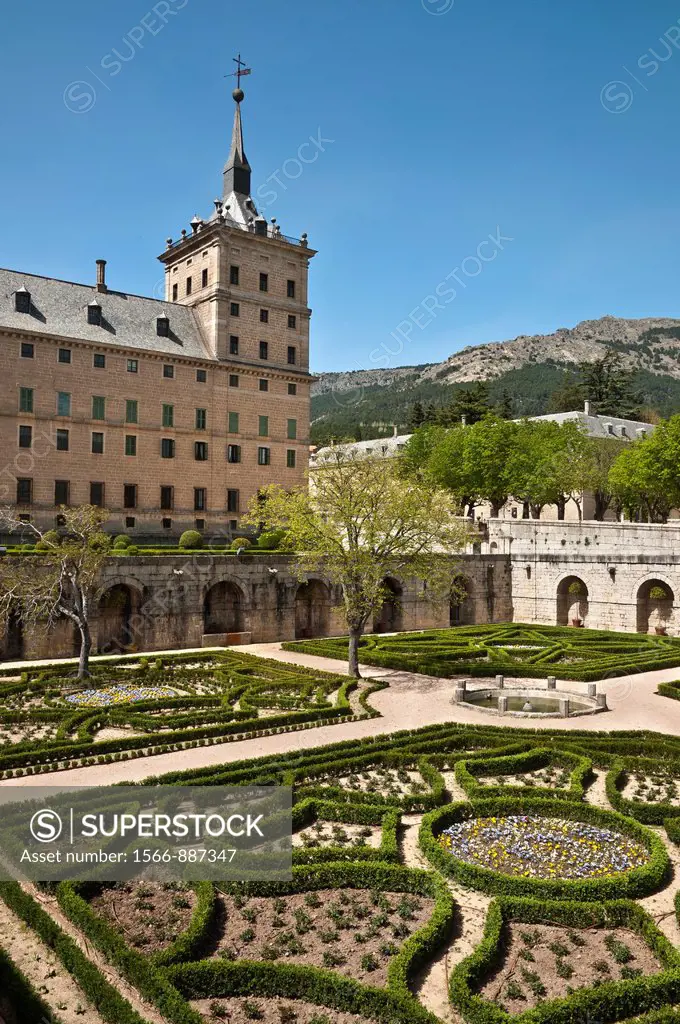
left=529, top=410, right=655, bottom=439
left=0, top=267, right=211, bottom=360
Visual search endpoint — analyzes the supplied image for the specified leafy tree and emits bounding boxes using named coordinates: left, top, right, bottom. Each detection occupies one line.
left=581, top=437, right=626, bottom=520
left=407, top=401, right=426, bottom=431
left=508, top=420, right=592, bottom=520
left=242, top=453, right=469, bottom=676
left=398, top=424, right=447, bottom=482
left=426, top=417, right=520, bottom=516
left=0, top=505, right=111, bottom=677
left=609, top=415, right=680, bottom=522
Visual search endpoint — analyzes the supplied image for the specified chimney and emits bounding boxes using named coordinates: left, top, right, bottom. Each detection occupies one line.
left=461, top=414, right=467, bottom=426
left=95, top=259, right=107, bottom=294
left=584, top=399, right=594, bottom=416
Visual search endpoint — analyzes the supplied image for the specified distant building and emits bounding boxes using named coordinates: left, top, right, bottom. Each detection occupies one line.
left=0, top=83, right=315, bottom=538
left=310, top=404, right=657, bottom=522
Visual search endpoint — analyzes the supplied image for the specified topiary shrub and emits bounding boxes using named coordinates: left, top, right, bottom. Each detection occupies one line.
left=35, top=530, right=61, bottom=551
left=113, top=535, right=132, bottom=549
left=230, top=537, right=253, bottom=550
left=567, top=580, right=586, bottom=595
left=650, top=585, right=671, bottom=601
left=257, top=530, right=286, bottom=550
left=179, top=530, right=203, bottom=550
left=125, top=545, right=139, bottom=556
left=89, top=532, right=112, bottom=552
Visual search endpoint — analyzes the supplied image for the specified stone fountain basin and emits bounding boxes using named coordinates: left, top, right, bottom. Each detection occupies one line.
left=456, top=686, right=605, bottom=718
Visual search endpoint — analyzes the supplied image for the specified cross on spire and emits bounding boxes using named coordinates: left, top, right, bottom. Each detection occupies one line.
left=227, top=53, right=252, bottom=91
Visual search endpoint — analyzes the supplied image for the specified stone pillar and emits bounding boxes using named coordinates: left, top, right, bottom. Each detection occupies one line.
left=495, top=674, right=504, bottom=689
left=559, top=698, right=570, bottom=718
left=498, top=695, right=508, bottom=714
left=452, top=687, right=466, bottom=704
left=587, top=682, right=597, bottom=697
left=547, top=676, right=556, bottom=690
left=596, top=693, right=608, bottom=710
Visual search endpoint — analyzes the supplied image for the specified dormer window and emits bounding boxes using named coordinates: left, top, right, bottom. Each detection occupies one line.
left=156, top=315, right=170, bottom=337
left=15, top=288, right=30, bottom=314
left=87, top=301, right=102, bottom=326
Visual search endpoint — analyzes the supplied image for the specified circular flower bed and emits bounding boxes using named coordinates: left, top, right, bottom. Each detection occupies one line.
left=438, top=815, right=648, bottom=880
left=65, top=684, right=180, bottom=707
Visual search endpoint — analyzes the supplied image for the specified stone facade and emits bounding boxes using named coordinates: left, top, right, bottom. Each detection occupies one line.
left=0, top=90, right=314, bottom=540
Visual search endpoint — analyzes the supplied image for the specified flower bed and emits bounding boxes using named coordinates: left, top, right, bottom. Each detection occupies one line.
left=420, top=796, right=668, bottom=900
left=64, top=684, right=181, bottom=707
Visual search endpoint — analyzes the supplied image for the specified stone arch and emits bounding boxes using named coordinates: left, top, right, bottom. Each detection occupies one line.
left=203, top=581, right=244, bottom=635
left=636, top=578, right=675, bottom=635
left=3, top=607, right=24, bottom=660
left=97, top=583, right=143, bottom=653
left=450, top=575, right=474, bottom=626
left=373, top=577, right=403, bottom=634
left=556, top=575, right=589, bottom=627
left=295, top=579, right=331, bottom=639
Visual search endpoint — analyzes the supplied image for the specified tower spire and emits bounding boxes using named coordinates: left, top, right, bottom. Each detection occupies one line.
left=223, top=55, right=252, bottom=199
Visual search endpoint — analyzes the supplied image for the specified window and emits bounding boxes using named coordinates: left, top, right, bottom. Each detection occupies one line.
left=16, top=478, right=32, bottom=504
left=58, top=348, right=71, bottom=364
left=90, top=482, right=104, bottom=506
left=158, top=321, right=169, bottom=341
left=201, top=268, right=208, bottom=288
left=194, top=487, right=206, bottom=511
left=18, top=425, right=32, bottom=449
left=227, top=489, right=239, bottom=513
left=56, top=429, right=69, bottom=451
left=259, top=415, right=269, bottom=437
left=127, top=359, right=138, bottom=373
left=195, top=408, right=207, bottom=430
left=227, top=444, right=241, bottom=464
left=258, top=446, right=271, bottom=466
left=162, top=518, right=172, bottom=530
left=87, top=304, right=102, bottom=326
left=124, top=484, right=137, bottom=509
left=288, top=315, right=297, bottom=330
left=21, top=342, right=34, bottom=358
left=259, top=272, right=269, bottom=292
left=161, top=438, right=175, bottom=459
left=230, top=265, right=240, bottom=285
left=288, top=382, right=297, bottom=396
left=125, top=516, right=136, bottom=528
left=186, top=276, right=192, bottom=296
left=91, top=432, right=104, bottom=454
left=54, top=480, right=69, bottom=505
left=228, top=411, right=239, bottom=433
left=287, top=418, right=297, bottom=440
left=16, top=291, right=31, bottom=314
left=259, top=340, right=269, bottom=360
left=195, top=518, right=205, bottom=530
left=194, top=441, right=208, bottom=461
left=19, top=387, right=33, bottom=413
left=92, top=395, right=105, bottom=420
left=125, top=435, right=137, bottom=457
left=57, top=392, right=71, bottom=417
left=162, top=404, right=174, bottom=427
left=286, top=449, right=297, bottom=469
left=259, top=308, right=269, bottom=324
left=287, top=345, right=296, bottom=364
left=172, top=283, right=178, bottom=301
left=287, top=279, right=296, bottom=299
left=229, top=374, right=239, bottom=388
left=160, top=485, right=174, bottom=511
left=230, top=302, right=240, bottom=317
left=125, top=399, right=138, bottom=424
left=163, top=364, right=174, bottom=379
left=93, top=353, right=106, bottom=368
left=196, top=369, right=207, bottom=383
left=259, top=379, right=269, bottom=392
left=229, top=335, right=239, bottom=355
left=229, top=519, right=237, bottom=531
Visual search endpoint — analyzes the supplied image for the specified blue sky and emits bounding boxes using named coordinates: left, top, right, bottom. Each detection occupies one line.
left=2, top=1, right=680, bottom=372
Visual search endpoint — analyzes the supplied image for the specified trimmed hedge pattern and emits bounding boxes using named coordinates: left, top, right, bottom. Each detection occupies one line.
left=284, top=622, right=680, bottom=681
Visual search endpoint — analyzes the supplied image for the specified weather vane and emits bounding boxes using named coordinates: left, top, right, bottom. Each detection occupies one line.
left=226, top=53, right=252, bottom=93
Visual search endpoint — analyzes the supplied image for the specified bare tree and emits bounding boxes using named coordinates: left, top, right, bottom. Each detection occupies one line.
left=0, top=505, right=111, bottom=678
